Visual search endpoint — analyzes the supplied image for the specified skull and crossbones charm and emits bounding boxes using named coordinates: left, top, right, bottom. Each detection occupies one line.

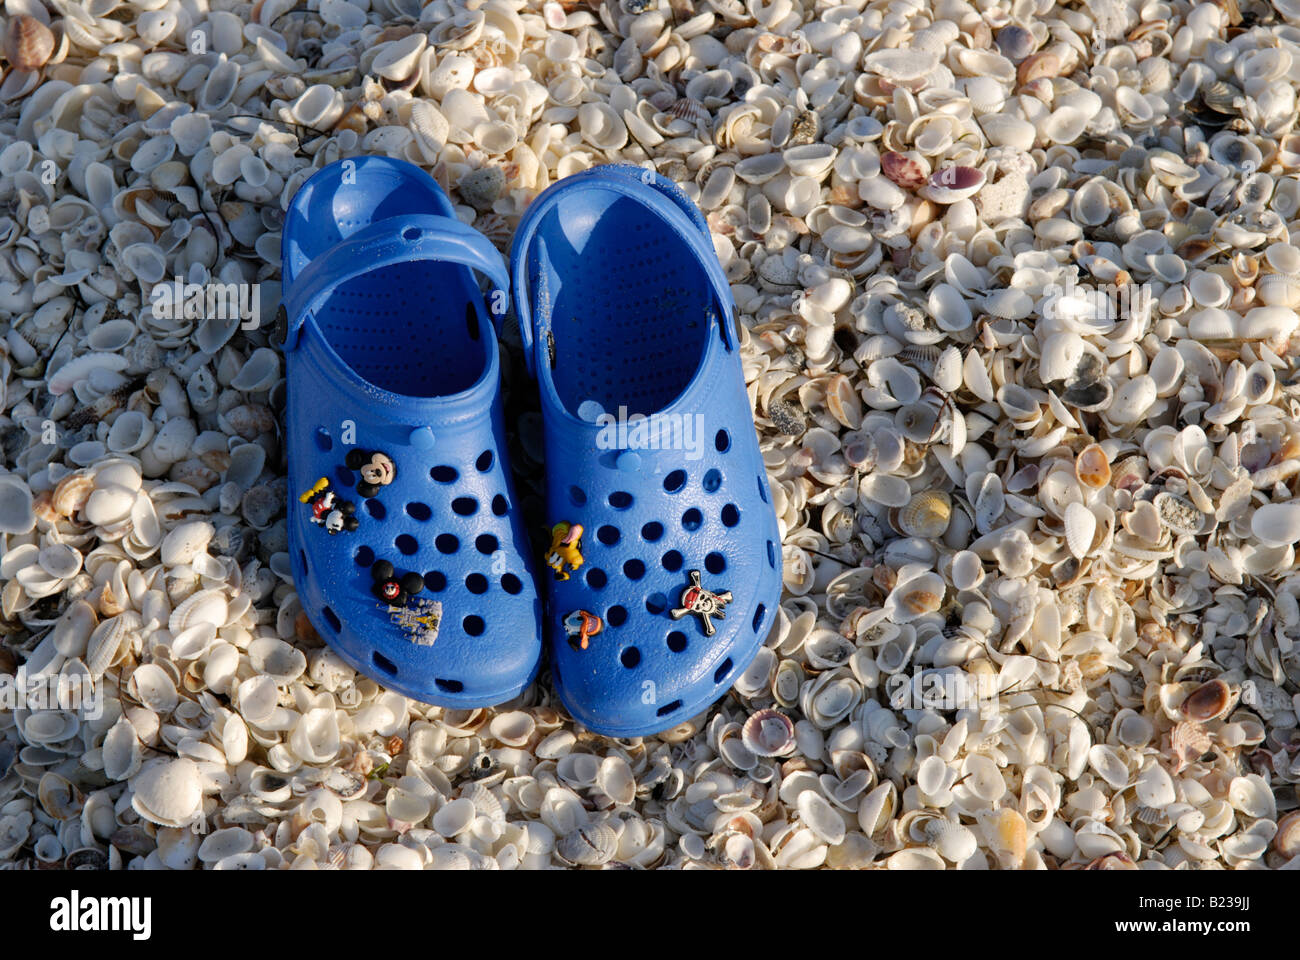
left=670, top=569, right=732, bottom=636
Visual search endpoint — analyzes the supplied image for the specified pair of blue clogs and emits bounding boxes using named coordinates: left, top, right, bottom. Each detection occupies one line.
left=280, top=156, right=780, bottom=738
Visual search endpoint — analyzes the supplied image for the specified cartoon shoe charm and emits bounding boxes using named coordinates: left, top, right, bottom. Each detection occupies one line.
left=370, top=560, right=425, bottom=605
left=385, top=598, right=443, bottom=646
left=671, top=569, right=733, bottom=637
left=563, top=609, right=603, bottom=651
left=300, top=478, right=359, bottom=534
left=346, top=449, right=397, bottom=498
left=546, top=522, right=585, bottom=581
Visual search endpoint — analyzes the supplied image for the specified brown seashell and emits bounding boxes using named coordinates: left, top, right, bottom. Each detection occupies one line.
left=1180, top=678, right=1234, bottom=722
left=1275, top=811, right=1300, bottom=858
left=1016, top=51, right=1059, bottom=86
left=900, top=589, right=941, bottom=616
left=1075, top=443, right=1111, bottom=489
left=5, top=15, right=54, bottom=72
left=51, top=471, right=94, bottom=518
left=880, top=151, right=927, bottom=191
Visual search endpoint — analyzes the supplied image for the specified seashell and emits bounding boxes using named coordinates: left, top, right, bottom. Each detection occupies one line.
left=1153, top=492, right=1203, bottom=536
left=131, top=758, right=202, bottom=827
left=880, top=151, right=927, bottom=191
left=555, top=822, right=619, bottom=865
left=888, top=571, right=944, bottom=621
left=919, top=166, right=986, bottom=204
left=5, top=15, right=53, bottom=71
left=1063, top=502, right=1096, bottom=559
left=742, top=709, right=796, bottom=757
left=896, top=490, right=951, bottom=539
left=1075, top=444, right=1111, bottom=489
left=1250, top=502, right=1300, bottom=548
left=1180, top=679, right=1234, bottom=722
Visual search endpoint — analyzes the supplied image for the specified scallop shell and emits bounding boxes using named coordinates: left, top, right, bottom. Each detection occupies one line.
left=896, top=490, right=952, bottom=539
left=1063, top=502, right=1096, bottom=559
left=555, top=822, right=619, bottom=865
left=741, top=709, right=796, bottom=757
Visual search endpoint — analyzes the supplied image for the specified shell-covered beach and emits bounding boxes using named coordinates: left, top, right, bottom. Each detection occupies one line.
left=2, top=0, right=1300, bottom=869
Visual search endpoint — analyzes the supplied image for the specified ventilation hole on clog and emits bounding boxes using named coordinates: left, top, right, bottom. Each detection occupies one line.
left=715, top=429, right=730, bottom=453
left=705, top=552, right=726, bottom=575
left=757, top=474, right=769, bottom=503
left=365, top=499, right=386, bottom=519
left=642, top=521, right=664, bottom=542
left=436, top=534, right=459, bottom=554
left=335, top=466, right=354, bottom=487
left=373, top=652, right=397, bottom=675
left=492, top=495, right=508, bottom=516
left=714, top=657, right=733, bottom=684
left=702, top=469, right=722, bottom=493
left=667, top=631, right=688, bottom=653
left=321, top=606, right=340, bottom=631
left=501, top=573, right=523, bottom=594
left=682, top=508, right=703, bottom=531
left=568, top=485, right=587, bottom=506
left=476, top=450, right=494, bottom=472
left=663, top=469, right=687, bottom=493
left=435, top=678, right=463, bottom=693
left=314, top=427, right=332, bottom=451
left=624, top=558, right=646, bottom=580
left=424, top=571, right=447, bottom=592
left=608, top=491, right=634, bottom=510
left=753, top=603, right=766, bottom=632
left=586, top=567, right=607, bottom=589
left=476, top=534, right=498, bottom=555
left=656, top=700, right=682, bottom=717
left=463, top=615, right=485, bottom=636
left=354, top=545, right=374, bottom=567
left=766, top=540, right=776, bottom=568
left=662, top=550, right=683, bottom=572
left=452, top=497, right=477, bottom=516
left=596, top=525, right=620, bottom=546
left=721, top=503, right=740, bottom=527
left=466, top=303, right=479, bottom=341
left=431, top=465, right=458, bottom=483
left=402, top=226, right=421, bottom=241
left=607, top=605, right=628, bottom=627
left=621, top=647, right=641, bottom=668
left=396, top=534, right=418, bottom=555
left=466, top=573, right=488, bottom=594
left=406, top=502, right=431, bottom=521
left=645, top=593, right=667, bottom=614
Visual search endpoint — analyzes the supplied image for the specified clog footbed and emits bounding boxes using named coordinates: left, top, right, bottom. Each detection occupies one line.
left=511, top=164, right=782, bottom=737
left=279, top=155, right=541, bottom=706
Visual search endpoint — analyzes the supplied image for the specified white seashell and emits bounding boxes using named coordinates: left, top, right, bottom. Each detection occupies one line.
left=372, top=32, right=426, bottom=81
left=1107, top=375, right=1156, bottom=424
left=860, top=473, right=911, bottom=508
left=1251, top=502, right=1300, bottom=548
left=131, top=758, right=202, bottom=827
left=1063, top=502, right=1096, bottom=559
left=796, top=790, right=846, bottom=845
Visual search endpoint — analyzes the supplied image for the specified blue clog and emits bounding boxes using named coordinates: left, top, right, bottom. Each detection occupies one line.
left=510, top=164, right=782, bottom=737
left=280, top=155, right=541, bottom=706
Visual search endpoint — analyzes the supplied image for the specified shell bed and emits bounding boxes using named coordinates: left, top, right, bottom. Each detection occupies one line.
left=5, top=0, right=1300, bottom=872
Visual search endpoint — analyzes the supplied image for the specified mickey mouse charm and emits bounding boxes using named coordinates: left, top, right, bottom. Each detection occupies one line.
left=370, top=559, right=425, bottom=604
left=300, top=477, right=359, bottom=534
left=346, top=449, right=396, bottom=498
